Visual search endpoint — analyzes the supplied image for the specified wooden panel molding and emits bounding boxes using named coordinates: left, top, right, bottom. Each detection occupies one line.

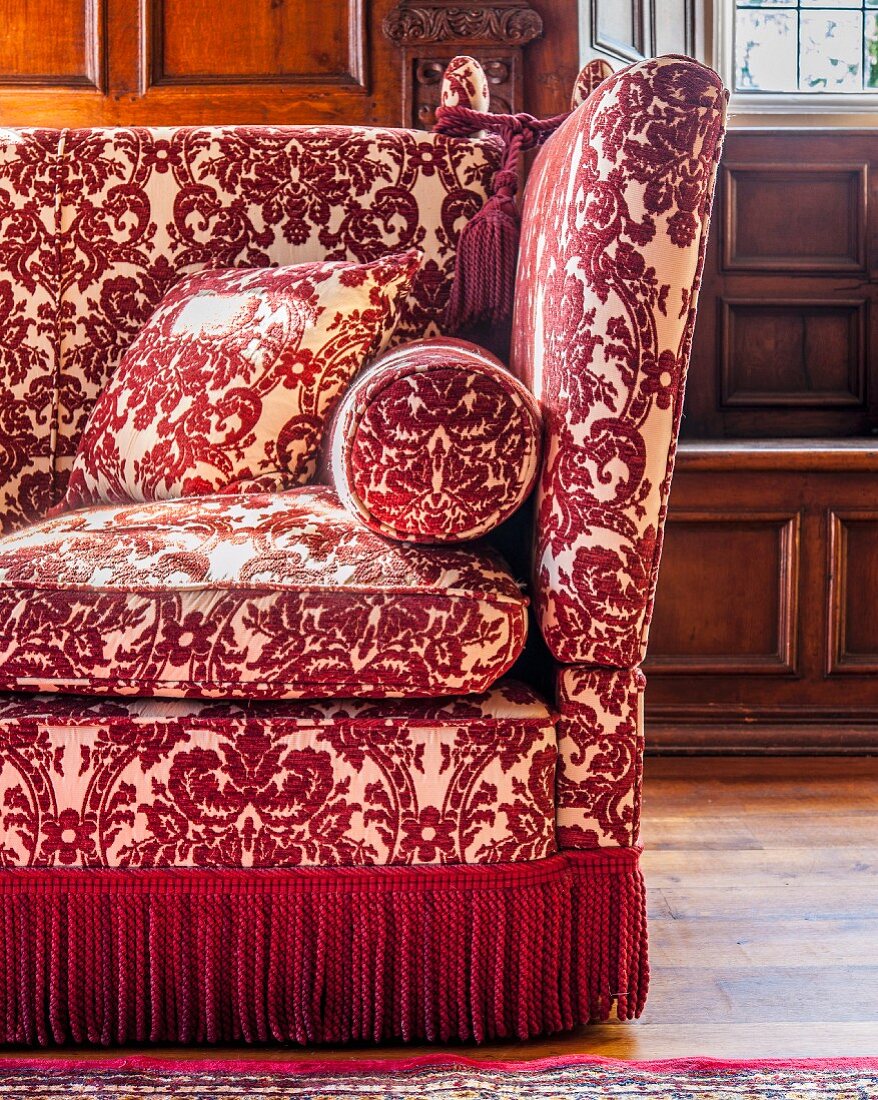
left=0, top=0, right=106, bottom=90
left=645, top=448, right=878, bottom=752
left=647, top=510, right=800, bottom=675
left=144, top=0, right=367, bottom=90
left=720, top=299, right=866, bottom=410
left=590, top=0, right=645, bottom=62
left=722, top=164, right=867, bottom=274
left=827, top=511, right=878, bottom=675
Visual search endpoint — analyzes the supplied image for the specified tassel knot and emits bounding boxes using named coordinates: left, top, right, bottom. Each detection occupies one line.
left=434, top=104, right=571, bottom=332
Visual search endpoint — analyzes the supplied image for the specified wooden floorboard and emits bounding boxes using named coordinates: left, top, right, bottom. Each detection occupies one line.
left=6, top=755, right=878, bottom=1060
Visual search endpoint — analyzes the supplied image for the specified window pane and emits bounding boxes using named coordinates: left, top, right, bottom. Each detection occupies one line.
left=736, top=11, right=798, bottom=90
left=801, top=1, right=863, bottom=8
left=866, top=12, right=878, bottom=86
left=800, top=11, right=863, bottom=90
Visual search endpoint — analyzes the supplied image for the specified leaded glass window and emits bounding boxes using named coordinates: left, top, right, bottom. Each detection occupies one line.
left=735, top=1, right=878, bottom=93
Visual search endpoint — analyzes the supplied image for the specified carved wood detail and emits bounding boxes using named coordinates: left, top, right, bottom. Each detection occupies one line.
left=383, top=2, right=542, bottom=45
left=383, top=1, right=543, bottom=127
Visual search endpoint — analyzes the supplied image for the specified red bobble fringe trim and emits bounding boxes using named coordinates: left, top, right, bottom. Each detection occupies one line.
left=433, top=104, right=570, bottom=332
left=0, top=850, right=647, bottom=1046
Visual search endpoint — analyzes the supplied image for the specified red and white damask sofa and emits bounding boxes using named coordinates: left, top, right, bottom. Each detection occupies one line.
left=0, top=55, right=726, bottom=1044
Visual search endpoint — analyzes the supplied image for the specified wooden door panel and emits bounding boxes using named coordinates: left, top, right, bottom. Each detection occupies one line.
left=151, top=0, right=363, bottom=87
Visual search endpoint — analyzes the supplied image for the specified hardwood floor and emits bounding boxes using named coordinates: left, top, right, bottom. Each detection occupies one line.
left=11, top=756, right=878, bottom=1061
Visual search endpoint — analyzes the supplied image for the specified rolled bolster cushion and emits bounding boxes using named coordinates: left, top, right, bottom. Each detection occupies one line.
left=323, top=336, right=542, bottom=544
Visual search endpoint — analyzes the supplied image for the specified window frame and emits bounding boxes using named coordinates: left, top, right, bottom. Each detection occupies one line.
left=718, top=0, right=878, bottom=113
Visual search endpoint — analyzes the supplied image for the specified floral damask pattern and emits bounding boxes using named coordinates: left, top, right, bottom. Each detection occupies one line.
left=324, top=337, right=541, bottom=543
left=0, top=682, right=556, bottom=867
left=555, top=666, right=645, bottom=849
left=60, top=252, right=420, bottom=509
left=512, top=56, right=727, bottom=667
left=54, top=124, right=502, bottom=488
left=570, top=58, right=614, bottom=109
left=0, top=129, right=62, bottom=531
left=0, top=486, right=528, bottom=699
left=0, top=121, right=501, bottom=527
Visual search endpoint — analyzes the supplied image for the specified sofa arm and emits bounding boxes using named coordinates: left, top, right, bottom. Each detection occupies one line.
left=512, top=56, right=728, bottom=669
left=323, top=337, right=542, bottom=544
left=556, top=665, right=645, bottom=849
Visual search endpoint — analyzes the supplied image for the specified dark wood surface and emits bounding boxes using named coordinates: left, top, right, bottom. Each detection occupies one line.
left=646, top=444, right=878, bottom=751
left=5, top=756, right=875, bottom=1059
left=648, top=128, right=878, bottom=750
left=685, top=130, right=878, bottom=440
left=0, top=0, right=578, bottom=126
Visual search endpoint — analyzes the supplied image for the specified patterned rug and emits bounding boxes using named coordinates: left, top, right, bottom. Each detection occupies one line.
left=0, top=1055, right=876, bottom=1099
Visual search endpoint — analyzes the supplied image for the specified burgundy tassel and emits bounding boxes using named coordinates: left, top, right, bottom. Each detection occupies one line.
left=434, top=106, right=571, bottom=332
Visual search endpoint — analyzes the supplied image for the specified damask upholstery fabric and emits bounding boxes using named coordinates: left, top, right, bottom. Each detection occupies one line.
left=59, top=252, right=420, bottom=510
left=324, top=337, right=542, bottom=543
left=570, top=58, right=614, bottom=109
left=0, top=487, right=528, bottom=699
left=0, top=130, right=60, bottom=530
left=512, top=56, right=727, bottom=667
left=54, top=125, right=502, bottom=495
left=0, top=681, right=556, bottom=867
left=555, top=666, right=644, bottom=849
left=0, top=122, right=502, bottom=529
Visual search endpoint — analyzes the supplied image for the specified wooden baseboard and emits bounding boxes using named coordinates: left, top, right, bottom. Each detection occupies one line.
left=646, top=712, right=878, bottom=754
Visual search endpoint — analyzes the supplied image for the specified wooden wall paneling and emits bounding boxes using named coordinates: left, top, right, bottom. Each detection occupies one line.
left=647, top=511, right=800, bottom=675
left=719, top=299, right=866, bottom=410
left=0, top=0, right=106, bottom=89
left=0, top=1, right=578, bottom=127
left=149, top=0, right=365, bottom=88
left=645, top=445, right=878, bottom=752
left=685, top=131, right=875, bottom=440
left=0, top=0, right=409, bottom=125
left=827, top=512, right=878, bottom=675
left=722, top=164, right=866, bottom=274
left=0, top=0, right=109, bottom=122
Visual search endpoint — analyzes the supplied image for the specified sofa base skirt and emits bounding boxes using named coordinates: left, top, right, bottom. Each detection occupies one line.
left=0, top=850, right=647, bottom=1046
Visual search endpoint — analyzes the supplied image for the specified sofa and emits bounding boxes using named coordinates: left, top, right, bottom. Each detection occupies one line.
left=0, top=54, right=727, bottom=1045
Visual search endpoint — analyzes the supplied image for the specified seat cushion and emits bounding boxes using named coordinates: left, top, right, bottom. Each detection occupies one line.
left=0, top=486, right=527, bottom=699
left=0, top=681, right=555, bottom=867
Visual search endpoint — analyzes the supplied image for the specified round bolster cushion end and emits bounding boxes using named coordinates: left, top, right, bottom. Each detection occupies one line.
left=324, top=337, right=542, bottom=544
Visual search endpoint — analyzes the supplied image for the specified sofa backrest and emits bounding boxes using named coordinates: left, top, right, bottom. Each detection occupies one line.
left=511, top=55, right=727, bottom=669
left=0, top=123, right=502, bottom=530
